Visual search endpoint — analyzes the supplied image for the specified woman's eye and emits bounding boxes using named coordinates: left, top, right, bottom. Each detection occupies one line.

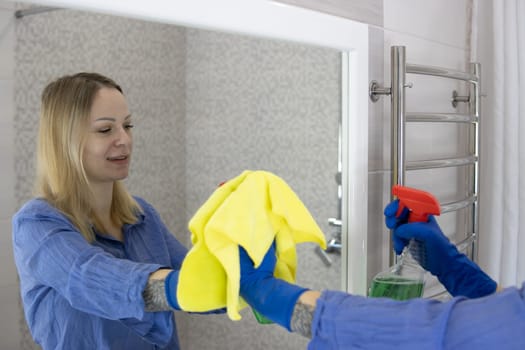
left=125, top=124, right=134, bottom=129
left=99, top=128, right=111, bottom=133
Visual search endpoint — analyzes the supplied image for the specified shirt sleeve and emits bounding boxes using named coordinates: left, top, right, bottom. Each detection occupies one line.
left=309, top=284, right=525, bottom=350
left=13, top=215, right=162, bottom=321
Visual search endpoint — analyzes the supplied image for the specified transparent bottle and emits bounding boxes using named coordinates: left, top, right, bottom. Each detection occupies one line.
left=369, top=240, right=425, bottom=300
left=369, top=185, right=439, bottom=300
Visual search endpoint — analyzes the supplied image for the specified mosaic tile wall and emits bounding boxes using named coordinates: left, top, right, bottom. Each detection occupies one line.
left=14, top=7, right=341, bottom=350
left=14, top=8, right=187, bottom=350
left=180, top=28, right=341, bottom=350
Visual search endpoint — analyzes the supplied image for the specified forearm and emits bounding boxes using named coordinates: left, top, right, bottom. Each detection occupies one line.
left=142, top=269, right=173, bottom=312
left=309, top=286, right=525, bottom=349
left=439, top=254, right=497, bottom=298
left=291, top=284, right=505, bottom=340
left=290, top=290, right=320, bottom=338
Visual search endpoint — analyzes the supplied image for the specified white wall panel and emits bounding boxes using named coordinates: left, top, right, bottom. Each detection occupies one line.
left=276, top=0, right=382, bottom=26
left=366, top=0, right=471, bottom=287
left=384, top=0, right=470, bottom=49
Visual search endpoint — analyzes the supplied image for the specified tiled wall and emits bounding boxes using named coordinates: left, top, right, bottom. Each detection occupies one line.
left=180, top=27, right=341, bottom=349
left=8, top=5, right=187, bottom=350
left=0, top=0, right=472, bottom=349
left=4, top=3, right=341, bottom=350
left=0, top=2, right=20, bottom=350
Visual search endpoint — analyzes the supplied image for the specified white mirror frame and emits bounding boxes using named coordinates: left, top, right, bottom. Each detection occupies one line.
left=18, top=0, right=370, bottom=295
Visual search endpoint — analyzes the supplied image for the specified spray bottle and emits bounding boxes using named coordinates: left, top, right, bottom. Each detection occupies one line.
left=369, top=185, right=441, bottom=300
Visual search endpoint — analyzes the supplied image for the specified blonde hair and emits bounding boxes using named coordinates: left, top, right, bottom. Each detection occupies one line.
left=35, top=72, right=141, bottom=242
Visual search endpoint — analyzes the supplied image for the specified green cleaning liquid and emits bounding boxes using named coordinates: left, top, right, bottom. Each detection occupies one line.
left=252, top=309, right=273, bottom=324
left=369, top=275, right=424, bottom=300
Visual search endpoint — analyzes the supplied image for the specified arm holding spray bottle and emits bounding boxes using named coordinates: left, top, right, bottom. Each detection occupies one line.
left=384, top=185, right=498, bottom=298
left=237, top=185, right=514, bottom=350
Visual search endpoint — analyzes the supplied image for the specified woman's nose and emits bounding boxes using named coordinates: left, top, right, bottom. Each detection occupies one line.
left=114, top=126, right=132, bottom=146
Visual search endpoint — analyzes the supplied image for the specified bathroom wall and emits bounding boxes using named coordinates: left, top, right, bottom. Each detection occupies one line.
left=180, top=28, right=341, bottom=349
left=369, top=0, right=474, bottom=295
left=8, top=5, right=188, bottom=350
left=276, top=0, right=383, bottom=26
left=2, top=3, right=341, bottom=349
left=277, top=0, right=474, bottom=294
left=0, top=0, right=473, bottom=349
left=0, top=3, right=18, bottom=350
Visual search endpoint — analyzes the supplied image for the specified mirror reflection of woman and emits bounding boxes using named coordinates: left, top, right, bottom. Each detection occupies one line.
left=12, top=72, right=210, bottom=350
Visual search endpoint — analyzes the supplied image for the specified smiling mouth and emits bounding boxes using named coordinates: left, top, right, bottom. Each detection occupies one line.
left=108, top=155, right=129, bottom=161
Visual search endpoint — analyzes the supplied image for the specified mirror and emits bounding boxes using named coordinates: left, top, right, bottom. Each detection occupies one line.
left=7, top=1, right=369, bottom=349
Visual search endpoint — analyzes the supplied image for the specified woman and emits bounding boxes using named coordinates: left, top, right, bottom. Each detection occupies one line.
left=12, top=73, right=196, bottom=349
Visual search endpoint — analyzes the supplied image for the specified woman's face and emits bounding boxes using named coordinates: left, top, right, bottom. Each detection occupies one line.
left=83, top=87, right=133, bottom=185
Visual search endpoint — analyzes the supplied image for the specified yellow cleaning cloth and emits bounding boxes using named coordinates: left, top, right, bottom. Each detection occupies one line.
left=177, top=170, right=327, bottom=320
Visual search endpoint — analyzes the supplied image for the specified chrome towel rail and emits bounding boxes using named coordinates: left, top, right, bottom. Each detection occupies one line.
left=441, top=196, right=477, bottom=214
left=407, top=155, right=478, bottom=170
left=406, top=112, right=478, bottom=123
left=406, top=63, right=479, bottom=83
left=370, top=46, right=481, bottom=269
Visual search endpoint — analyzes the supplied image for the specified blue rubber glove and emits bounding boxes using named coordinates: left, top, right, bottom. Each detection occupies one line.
left=384, top=200, right=497, bottom=298
left=384, top=199, right=411, bottom=254
left=165, top=270, right=182, bottom=310
left=165, top=270, right=226, bottom=314
left=239, top=243, right=308, bottom=331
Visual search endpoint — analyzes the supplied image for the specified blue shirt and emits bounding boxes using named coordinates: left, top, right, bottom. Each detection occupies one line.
left=12, top=197, right=188, bottom=350
left=310, top=285, right=525, bottom=349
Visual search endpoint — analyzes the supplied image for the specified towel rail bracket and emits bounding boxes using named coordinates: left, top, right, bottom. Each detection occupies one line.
left=451, top=90, right=470, bottom=108
left=369, top=80, right=413, bottom=102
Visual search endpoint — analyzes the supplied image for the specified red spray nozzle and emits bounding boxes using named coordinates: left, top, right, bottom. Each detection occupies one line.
left=392, top=185, right=441, bottom=223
